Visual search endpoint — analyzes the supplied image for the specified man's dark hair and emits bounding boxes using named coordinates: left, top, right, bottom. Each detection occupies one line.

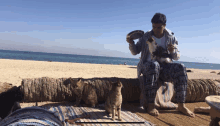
left=151, top=13, right=166, bottom=25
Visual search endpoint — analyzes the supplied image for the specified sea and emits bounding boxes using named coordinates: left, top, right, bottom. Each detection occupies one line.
left=0, top=49, right=219, bottom=70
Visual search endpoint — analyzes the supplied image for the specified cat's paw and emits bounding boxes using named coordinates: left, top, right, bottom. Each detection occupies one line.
left=118, top=118, right=122, bottom=121
left=108, top=113, right=112, bottom=117
left=82, top=104, right=87, bottom=107
left=73, top=104, right=78, bottom=107
left=91, top=104, right=96, bottom=108
left=73, top=101, right=79, bottom=107
left=94, top=104, right=100, bottom=108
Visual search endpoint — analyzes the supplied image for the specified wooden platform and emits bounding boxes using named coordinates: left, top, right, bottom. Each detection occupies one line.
left=38, top=102, right=155, bottom=126
left=123, top=102, right=212, bottom=126
left=20, top=101, right=213, bottom=126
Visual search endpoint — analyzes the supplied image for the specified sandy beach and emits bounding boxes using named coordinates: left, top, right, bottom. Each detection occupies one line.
left=1, top=58, right=220, bottom=125
left=0, top=59, right=220, bottom=87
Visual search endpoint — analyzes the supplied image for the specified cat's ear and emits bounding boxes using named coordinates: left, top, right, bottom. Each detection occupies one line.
left=78, top=78, right=82, bottom=82
left=148, top=37, right=154, bottom=42
left=118, top=80, right=122, bottom=85
left=76, top=78, right=83, bottom=88
left=121, top=83, right=124, bottom=88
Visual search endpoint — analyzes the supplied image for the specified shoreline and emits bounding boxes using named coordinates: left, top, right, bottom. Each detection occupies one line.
left=0, top=58, right=219, bottom=87
left=1, top=57, right=220, bottom=70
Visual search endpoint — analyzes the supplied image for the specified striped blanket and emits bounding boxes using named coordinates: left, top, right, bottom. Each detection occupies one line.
left=45, top=105, right=155, bottom=126
left=0, top=104, right=155, bottom=126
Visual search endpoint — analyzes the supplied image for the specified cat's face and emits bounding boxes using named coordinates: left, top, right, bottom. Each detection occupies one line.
left=15, top=86, right=24, bottom=101
left=68, top=78, right=83, bottom=89
left=146, top=37, right=157, bottom=54
left=113, top=80, right=123, bottom=88
left=66, top=78, right=84, bottom=97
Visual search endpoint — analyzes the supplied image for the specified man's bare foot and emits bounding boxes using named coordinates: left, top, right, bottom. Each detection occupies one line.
left=147, top=103, right=159, bottom=116
left=177, top=103, right=195, bottom=117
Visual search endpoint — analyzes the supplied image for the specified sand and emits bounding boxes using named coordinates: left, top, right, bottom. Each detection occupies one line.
left=0, top=59, right=220, bottom=87
left=0, top=58, right=220, bottom=125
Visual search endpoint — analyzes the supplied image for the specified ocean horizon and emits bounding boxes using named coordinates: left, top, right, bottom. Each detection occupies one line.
left=0, top=49, right=219, bottom=70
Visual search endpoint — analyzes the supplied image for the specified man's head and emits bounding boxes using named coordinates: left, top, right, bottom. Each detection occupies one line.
left=151, top=13, right=166, bottom=37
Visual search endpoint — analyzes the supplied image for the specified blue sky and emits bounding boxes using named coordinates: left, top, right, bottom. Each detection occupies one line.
left=0, top=0, right=220, bottom=64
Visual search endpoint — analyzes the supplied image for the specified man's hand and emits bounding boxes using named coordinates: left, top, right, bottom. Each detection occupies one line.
left=167, top=44, right=175, bottom=53
left=126, top=36, right=134, bottom=44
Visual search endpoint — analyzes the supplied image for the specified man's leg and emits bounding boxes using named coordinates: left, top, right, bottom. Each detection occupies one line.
left=160, top=63, right=195, bottom=117
left=142, top=61, right=160, bottom=116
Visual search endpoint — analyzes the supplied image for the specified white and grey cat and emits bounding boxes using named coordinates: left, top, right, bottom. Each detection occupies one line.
left=146, top=37, right=172, bottom=64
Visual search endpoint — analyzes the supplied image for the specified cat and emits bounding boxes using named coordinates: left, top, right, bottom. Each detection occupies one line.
left=65, top=78, right=98, bottom=107
left=0, top=86, right=23, bottom=119
left=146, top=37, right=172, bottom=64
left=104, top=80, right=123, bottom=121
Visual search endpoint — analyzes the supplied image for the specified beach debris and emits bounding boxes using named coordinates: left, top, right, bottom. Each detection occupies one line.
left=199, top=79, right=210, bottom=101
left=184, top=79, right=192, bottom=103
left=197, top=81, right=205, bottom=102
left=207, top=79, right=218, bottom=95
left=173, top=79, right=220, bottom=103
left=214, top=79, right=220, bottom=84
left=18, top=77, right=220, bottom=104
left=191, top=79, right=202, bottom=102
left=188, top=80, right=196, bottom=102
left=20, top=77, right=141, bottom=103
left=210, top=71, right=216, bottom=73
left=205, top=79, right=214, bottom=96
left=194, top=106, right=211, bottom=113
left=186, top=70, right=192, bottom=72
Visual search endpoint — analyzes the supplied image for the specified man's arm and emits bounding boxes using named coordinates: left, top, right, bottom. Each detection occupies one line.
left=170, top=36, right=180, bottom=61
left=129, top=37, right=143, bottom=55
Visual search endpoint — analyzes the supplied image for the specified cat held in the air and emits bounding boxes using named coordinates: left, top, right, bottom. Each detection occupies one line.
left=105, top=80, right=123, bottom=121
left=146, top=37, right=172, bottom=64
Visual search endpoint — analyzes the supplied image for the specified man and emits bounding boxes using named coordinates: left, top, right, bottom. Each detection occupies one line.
left=126, top=13, right=195, bottom=117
